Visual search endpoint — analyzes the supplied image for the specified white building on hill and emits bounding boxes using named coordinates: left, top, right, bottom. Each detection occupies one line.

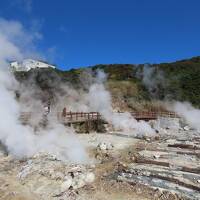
left=11, top=59, right=56, bottom=72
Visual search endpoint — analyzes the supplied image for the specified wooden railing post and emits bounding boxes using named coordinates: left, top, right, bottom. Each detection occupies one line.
left=70, top=111, right=72, bottom=121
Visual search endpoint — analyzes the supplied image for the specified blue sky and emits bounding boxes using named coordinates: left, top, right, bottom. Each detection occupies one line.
left=0, top=0, right=200, bottom=70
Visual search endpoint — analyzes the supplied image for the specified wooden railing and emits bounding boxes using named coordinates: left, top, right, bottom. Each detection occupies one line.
left=20, top=111, right=179, bottom=124
left=130, top=111, right=178, bottom=119
left=58, top=112, right=101, bottom=123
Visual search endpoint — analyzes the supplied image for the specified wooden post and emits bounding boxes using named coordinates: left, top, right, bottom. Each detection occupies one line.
left=70, top=111, right=72, bottom=121
left=96, top=112, right=99, bottom=132
left=88, top=113, right=90, bottom=133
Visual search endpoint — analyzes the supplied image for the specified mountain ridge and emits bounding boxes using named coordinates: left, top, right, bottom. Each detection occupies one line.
left=14, top=56, right=200, bottom=111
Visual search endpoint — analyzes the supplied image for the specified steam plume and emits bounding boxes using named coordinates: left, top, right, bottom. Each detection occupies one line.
left=0, top=18, right=88, bottom=162
left=170, top=101, right=200, bottom=131
left=136, top=64, right=166, bottom=99
left=87, top=70, right=155, bottom=135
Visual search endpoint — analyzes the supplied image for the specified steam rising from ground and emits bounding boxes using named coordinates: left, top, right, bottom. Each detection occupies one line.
left=0, top=18, right=88, bottom=162
left=0, top=69, right=88, bottom=163
left=138, top=65, right=200, bottom=131
left=45, top=68, right=154, bottom=136
left=87, top=70, right=155, bottom=135
left=136, top=64, right=168, bottom=99
left=170, top=101, right=200, bottom=131
left=136, top=64, right=200, bottom=132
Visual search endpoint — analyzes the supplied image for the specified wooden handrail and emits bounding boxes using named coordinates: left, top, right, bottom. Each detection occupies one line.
left=20, top=111, right=179, bottom=123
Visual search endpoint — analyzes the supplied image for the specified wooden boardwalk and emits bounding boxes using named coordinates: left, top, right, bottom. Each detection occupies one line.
left=57, top=111, right=178, bottom=123
left=20, top=111, right=178, bottom=124
left=58, top=112, right=101, bottom=124
left=130, top=111, right=179, bottom=120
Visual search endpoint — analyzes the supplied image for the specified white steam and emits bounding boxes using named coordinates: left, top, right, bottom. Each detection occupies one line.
left=136, top=64, right=166, bottom=98
left=138, top=64, right=200, bottom=132
left=87, top=70, right=155, bottom=135
left=0, top=18, right=88, bottom=162
left=170, top=101, right=200, bottom=131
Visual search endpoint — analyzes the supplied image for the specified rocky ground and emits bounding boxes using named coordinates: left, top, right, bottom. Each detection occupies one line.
left=0, top=118, right=200, bottom=200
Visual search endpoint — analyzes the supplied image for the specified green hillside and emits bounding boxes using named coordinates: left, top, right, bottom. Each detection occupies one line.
left=14, top=56, right=200, bottom=111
